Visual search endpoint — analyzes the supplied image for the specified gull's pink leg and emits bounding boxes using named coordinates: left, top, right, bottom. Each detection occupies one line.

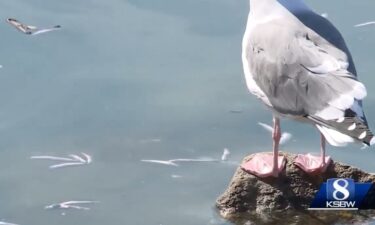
left=294, top=133, right=332, bottom=174
left=241, top=117, right=286, bottom=178
left=271, top=117, right=281, bottom=176
left=321, top=134, right=326, bottom=169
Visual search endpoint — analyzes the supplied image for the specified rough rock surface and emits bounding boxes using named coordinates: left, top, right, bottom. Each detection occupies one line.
left=216, top=152, right=375, bottom=225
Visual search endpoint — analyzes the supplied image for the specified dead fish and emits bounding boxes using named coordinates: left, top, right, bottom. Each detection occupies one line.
left=45, top=200, right=99, bottom=210
left=31, top=156, right=76, bottom=161
left=32, top=153, right=93, bottom=169
left=140, top=158, right=218, bottom=167
left=0, top=221, right=19, bottom=225
left=221, top=148, right=230, bottom=161
left=140, top=160, right=179, bottom=167
left=229, top=110, right=243, bottom=114
left=354, top=21, right=375, bottom=28
left=49, top=162, right=86, bottom=169
left=69, top=154, right=86, bottom=163
left=258, top=122, right=293, bottom=145
left=81, top=152, right=92, bottom=164
left=141, top=149, right=234, bottom=167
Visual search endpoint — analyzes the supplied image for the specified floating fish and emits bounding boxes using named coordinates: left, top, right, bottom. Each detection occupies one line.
left=0, top=221, right=19, bottom=225
left=229, top=110, right=243, bottom=114
left=31, top=152, right=92, bottom=169
left=141, top=149, right=232, bottom=167
left=81, top=152, right=92, bottom=164
left=30, top=156, right=76, bottom=161
left=221, top=148, right=230, bottom=161
left=6, top=18, right=61, bottom=35
left=30, top=26, right=61, bottom=35
left=49, top=162, right=87, bottom=169
left=171, top=158, right=219, bottom=163
left=258, top=122, right=293, bottom=145
left=258, top=122, right=274, bottom=133
left=69, top=154, right=86, bottom=163
left=140, top=160, right=179, bottom=167
left=280, top=133, right=293, bottom=146
left=354, top=21, right=375, bottom=28
left=45, top=200, right=99, bottom=210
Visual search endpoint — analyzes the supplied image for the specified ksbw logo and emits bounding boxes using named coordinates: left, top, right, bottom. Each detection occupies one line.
left=309, top=178, right=373, bottom=210
left=326, top=179, right=356, bottom=208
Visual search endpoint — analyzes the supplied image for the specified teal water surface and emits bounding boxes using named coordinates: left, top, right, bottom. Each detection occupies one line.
left=0, top=0, right=375, bottom=224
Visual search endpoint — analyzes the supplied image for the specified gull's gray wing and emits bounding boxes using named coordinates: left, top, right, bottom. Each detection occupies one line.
left=245, top=13, right=373, bottom=145
left=246, top=16, right=365, bottom=119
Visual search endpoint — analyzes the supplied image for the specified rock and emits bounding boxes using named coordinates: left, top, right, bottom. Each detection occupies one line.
left=216, top=152, right=375, bottom=225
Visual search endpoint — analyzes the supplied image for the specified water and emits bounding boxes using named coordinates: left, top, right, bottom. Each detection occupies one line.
left=0, top=0, right=374, bottom=224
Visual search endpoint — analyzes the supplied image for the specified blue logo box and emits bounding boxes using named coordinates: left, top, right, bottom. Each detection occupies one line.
left=326, top=178, right=355, bottom=202
left=309, top=178, right=373, bottom=210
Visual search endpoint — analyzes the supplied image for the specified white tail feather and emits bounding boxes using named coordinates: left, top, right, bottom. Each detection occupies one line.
left=370, top=137, right=375, bottom=146
left=352, top=82, right=367, bottom=100
left=316, top=125, right=354, bottom=147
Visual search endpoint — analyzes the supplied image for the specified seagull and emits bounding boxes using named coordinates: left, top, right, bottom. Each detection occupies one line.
left=45, top=201, right=99, bottom=210
left=6, top=18, right=61, bottom=35
left=241, top=0, right=373, bottom=177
